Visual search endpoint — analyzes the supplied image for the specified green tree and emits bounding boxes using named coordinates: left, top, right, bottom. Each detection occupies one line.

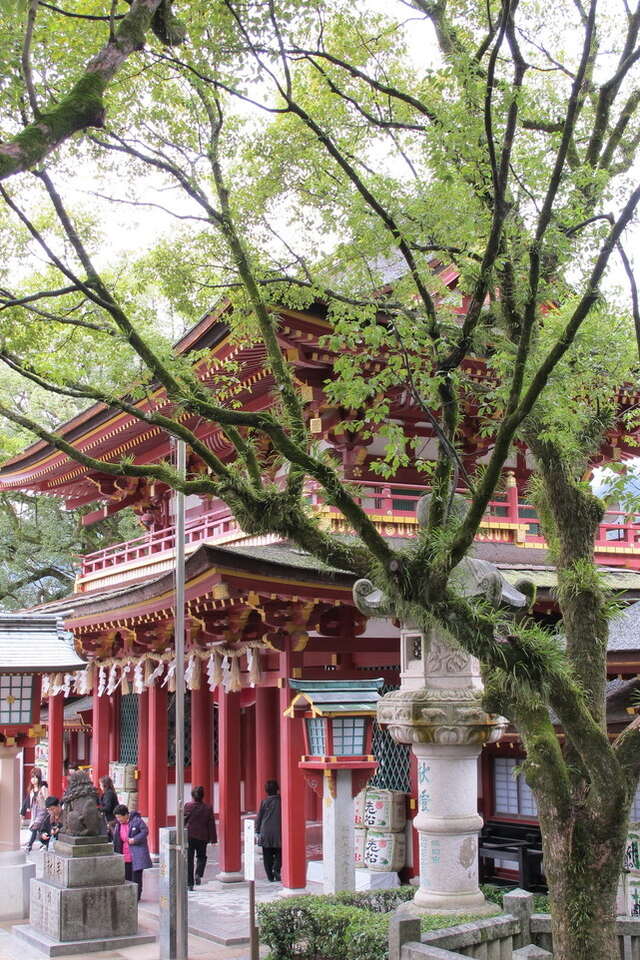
left=0, top=491, right=139, bottom=609
left=0, top=2, right=640, bottom=956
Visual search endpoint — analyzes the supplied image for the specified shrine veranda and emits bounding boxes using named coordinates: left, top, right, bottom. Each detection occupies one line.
left=3, top=296, right=640, bottom=890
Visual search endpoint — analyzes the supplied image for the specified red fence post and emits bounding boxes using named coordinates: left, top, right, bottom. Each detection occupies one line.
left=48, top=692, right=65, bottom=798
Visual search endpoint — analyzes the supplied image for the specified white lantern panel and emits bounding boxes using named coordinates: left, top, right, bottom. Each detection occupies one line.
left=0, top=674, right=34, bottom=724
left=332, top=716, right=366, bottom=756
left=306, top=717, right=326, bottom=755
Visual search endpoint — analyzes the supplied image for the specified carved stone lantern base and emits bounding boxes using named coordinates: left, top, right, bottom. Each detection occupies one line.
left=377, top=631, right=508, bottom=917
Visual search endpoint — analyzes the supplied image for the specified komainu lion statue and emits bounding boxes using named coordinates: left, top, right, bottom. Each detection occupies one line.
left=61, top=770, right=106, bottom=837
left=353, top=493, right=534, bottom=617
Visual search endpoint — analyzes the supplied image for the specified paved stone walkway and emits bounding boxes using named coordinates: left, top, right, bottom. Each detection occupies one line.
left=0, top=831, right=321, bottom=960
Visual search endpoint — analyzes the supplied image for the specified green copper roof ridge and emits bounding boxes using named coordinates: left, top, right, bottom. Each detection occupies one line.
left=288, top=678, right=385, bottom=692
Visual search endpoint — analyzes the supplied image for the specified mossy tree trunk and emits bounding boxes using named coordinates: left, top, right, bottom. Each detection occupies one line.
left=0, top=0, right=184, bottom=182
left=539, top=806, right=626, bottom=960
left=522, top=432, right=634, bottom=960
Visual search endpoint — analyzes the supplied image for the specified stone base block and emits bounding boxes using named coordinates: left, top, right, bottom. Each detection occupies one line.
left=0, top=854, right=36, bottom=920
left=42, top=850, right=125, bottom=887
left=30, top=877, right=138, bottom=941
left=217, top=870, right=245, bottom=883
left=12, top=924, right=155, bottom=957
left=356, top=868, right=400, bottom=890
left=398, top=892, right=501, bottom=918
left=308, top=861, right=400, bottom=890
left=513, top=946, right=553, bottom=959
left=54, top=835, right=112, bottom=858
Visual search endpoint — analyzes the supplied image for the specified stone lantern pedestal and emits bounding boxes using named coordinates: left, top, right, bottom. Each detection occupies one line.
left=287, top=678, right=383, bottom=894
left=377, top=627, right=507, bottom=916
left=0, top=745, right=36, bottom=920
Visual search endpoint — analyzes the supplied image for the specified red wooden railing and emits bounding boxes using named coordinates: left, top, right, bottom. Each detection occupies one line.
left=78, top=479, right=640, bottom=579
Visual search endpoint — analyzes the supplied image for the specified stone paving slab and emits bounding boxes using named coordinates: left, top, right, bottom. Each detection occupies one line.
left=7, top=826, right=321, bottom=959
left=12, top=925, right=156, bottom=958
left=0, top=921, right=264, bottom=960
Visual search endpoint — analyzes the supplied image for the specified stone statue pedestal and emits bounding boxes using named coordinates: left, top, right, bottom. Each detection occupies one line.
left=13, top=836, right=155, bottom=956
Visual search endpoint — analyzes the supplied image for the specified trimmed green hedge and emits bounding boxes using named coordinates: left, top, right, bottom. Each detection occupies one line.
left=257, top=888, right=479, bottom=960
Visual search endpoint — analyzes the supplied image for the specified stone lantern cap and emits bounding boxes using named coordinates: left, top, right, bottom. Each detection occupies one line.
left=285, top=678, right=385, bottom=717
left=0, top=614, right=85, bottom=673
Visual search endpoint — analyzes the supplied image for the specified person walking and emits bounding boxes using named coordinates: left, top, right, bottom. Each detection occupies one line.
left=112, top=804, right=152, bottom=901
left=255, top=779, right=282, bottom=882
left=24, top=768, right=48, bottom=852
left=38, top=796, right=62, bottom=850
left=184, top=785, right=217, bottom=891
left=62, top=760, right=79, bottom=794
left=99, top=775, right=119, bottom=833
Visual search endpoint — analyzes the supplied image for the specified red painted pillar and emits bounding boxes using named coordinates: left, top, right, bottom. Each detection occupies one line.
left=137, top=690, right=149, bottom=816
left=255, top=686, right=279, bottom=801
left=91, top=689, right=110, bottom=787
left=279, top=649, right=307, bottom=891
left=190, top=683, right=213, bottom=801
left=108, top=691, right=120, bottom=764
left=218, top=689, right=242, bottom=880
left=147, top=683, right=168, bottom=854
left=243, top=706, right=256, bottom=812
left=48, top=693, right=64, bottom=798
left=23, top=744, right=35, bottom=798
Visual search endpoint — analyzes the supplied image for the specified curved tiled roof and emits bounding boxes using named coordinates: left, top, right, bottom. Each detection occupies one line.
left=0, top=615, right=86, bottom=672
left=607, top=601, right=640, bottom=652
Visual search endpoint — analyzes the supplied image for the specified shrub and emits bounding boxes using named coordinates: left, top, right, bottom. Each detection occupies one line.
left=257, top=888, right=480, bottom=960
left=258, top=897, right=360, bottom=960
left=480, top=883, right=550, bottom=914
left=332, top=888, right=415, bottom=913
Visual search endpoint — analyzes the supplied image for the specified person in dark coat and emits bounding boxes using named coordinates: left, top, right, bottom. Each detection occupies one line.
left=184, top=785, right=217, bottom=891
left=112, top=804, right=152, bottom=901
left=255, top=779, right=282, bottom=882
left=38, top=796, right=62, bottom=850
left=99, top=775, right=119, bottom=831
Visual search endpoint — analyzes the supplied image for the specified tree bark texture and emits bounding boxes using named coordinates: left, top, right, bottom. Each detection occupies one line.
left=523, top=431, right=631, bottom=959
left=0, top=0, right=172, bottom=182
left=539, top=804, right=627, bottom=960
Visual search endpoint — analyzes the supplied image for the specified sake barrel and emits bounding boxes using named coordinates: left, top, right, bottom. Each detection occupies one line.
left=354, top=826, right=367, bottom=866
left=109, top=763, right=137, bottom=793
left=362, top=788, right=407, bottom=832
left=364, top=829, right=406, bottom=872
left=354, top=790, right=366, bottom=826
left=119, top=790, right=139, bottom=811
left=108, top=761, right=124, bottom=788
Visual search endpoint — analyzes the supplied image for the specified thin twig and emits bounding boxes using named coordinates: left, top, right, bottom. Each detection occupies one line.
left=39, top=1, right=124, bottom=21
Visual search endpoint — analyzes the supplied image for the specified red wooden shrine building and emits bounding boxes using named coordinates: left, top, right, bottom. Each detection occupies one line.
left=2, top=294, right=640, bottom=889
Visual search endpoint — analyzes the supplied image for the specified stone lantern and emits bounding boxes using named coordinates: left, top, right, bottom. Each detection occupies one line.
left=377, top=624, right=507, bottom=914
left=285, top=678, right=383, bottom=893
left=0, top=615, right=85, bottom=921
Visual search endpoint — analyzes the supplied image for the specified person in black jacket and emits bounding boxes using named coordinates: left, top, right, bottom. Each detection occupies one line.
left=255, top=779, right=282, bottom=882
left=184, top=785, right=217, bottom=891
left=38, top=796, right=62, bottom=849
left=99, top=776, right=119, bottom=831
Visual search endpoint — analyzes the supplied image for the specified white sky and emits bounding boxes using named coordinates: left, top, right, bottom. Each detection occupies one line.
left=20, top=1, right=638, bottom=326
